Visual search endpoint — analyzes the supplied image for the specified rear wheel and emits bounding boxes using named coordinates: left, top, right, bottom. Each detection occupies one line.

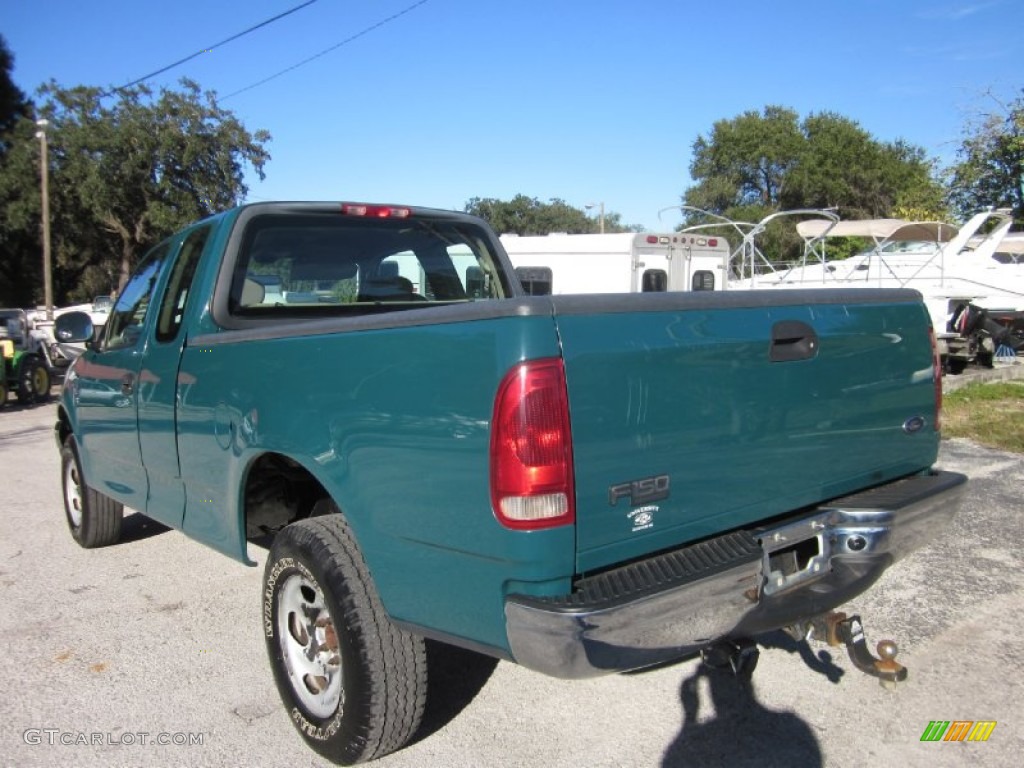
left=17, top=355, right=50, bottom=403
left=61, top=437, right=123, bottom=548
left=263, top=505, right=427, bottom=765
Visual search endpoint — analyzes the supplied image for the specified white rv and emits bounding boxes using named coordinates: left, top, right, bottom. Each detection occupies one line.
left=499, top=232, right=730, bottom=295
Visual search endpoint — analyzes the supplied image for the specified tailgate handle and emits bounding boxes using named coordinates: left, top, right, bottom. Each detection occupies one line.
left=770, top=321, right=818, bottom=362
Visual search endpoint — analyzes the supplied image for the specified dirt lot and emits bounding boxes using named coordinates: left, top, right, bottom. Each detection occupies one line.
left=0, top=398, right=1021, bottom=767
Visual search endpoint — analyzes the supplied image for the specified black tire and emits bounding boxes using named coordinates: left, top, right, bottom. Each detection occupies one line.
left=61, top=437, right=123, bottom=548
left=17, top=355, right=50, bottom=403
left=264, top=505, right=427, bottom=765
left=945, top=358, right=967, bottom=375
left=0, top=376, right=7, bottom=408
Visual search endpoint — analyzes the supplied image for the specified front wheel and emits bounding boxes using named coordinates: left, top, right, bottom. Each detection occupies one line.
left=263, top=506, right=427, bottom=765
left=61, top=437, right=123, bottom=548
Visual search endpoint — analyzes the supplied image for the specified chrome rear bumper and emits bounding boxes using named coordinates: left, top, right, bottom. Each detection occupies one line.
left=505, top=470, right=966, bottom=679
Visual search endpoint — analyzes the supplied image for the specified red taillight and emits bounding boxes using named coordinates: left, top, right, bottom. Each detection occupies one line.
left=490, top=358, right=575, bottom=530
left=929, top=326, right=942, bottom=431
left=340, top=203, right=411, bottom=218
left=708, top=238, right=718, bottom=247
left=646, top=235, right=658, bottom=244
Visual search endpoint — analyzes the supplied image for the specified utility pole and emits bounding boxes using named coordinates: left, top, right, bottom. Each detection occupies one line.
left=35, top=118, right=53, bottom=320
left=586, top=202, right=606, bottom=234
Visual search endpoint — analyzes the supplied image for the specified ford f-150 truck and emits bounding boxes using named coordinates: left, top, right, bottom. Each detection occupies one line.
left=54, top=201, right=966, bottom=765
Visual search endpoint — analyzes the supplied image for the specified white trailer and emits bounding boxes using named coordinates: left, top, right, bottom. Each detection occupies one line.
left=499, top=232, right=730, bottom=295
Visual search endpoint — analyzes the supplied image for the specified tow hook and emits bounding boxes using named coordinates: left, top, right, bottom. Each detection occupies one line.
left=810, top=611, right=907, bottom=686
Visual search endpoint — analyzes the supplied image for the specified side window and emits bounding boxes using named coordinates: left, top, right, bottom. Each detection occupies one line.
left=424, top=244, right=502, bottom=301
left=515, top=266, right=553, bottom=296
left=157, top=226, right=210, bottom=342
left=642, top=269, right=667, bottom=292
left=465, top=266, right=486, bottom=298
left=104, top=242, right=173, bottom=351
left=691, top=270, right=715, bottom=291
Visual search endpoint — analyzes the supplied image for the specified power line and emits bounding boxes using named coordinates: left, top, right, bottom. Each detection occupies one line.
left=221, top=0, right=429, bottom=101
left=111, top=0, right=320, bottom=92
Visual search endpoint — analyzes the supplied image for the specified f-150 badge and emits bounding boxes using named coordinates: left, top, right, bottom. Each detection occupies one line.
left=608, top=474, right=670, bottom=506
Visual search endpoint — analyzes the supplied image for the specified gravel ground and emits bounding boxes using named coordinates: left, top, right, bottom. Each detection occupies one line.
left=0, top=397, right=1020, bottom=768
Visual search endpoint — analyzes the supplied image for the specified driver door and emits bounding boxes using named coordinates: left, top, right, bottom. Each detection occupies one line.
left=72, top=241, right=174, bottom=512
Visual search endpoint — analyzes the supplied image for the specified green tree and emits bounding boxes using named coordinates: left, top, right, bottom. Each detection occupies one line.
left=0, top=35, right=30, bottom=139
left=0, top=77, right=271, bottom=306
left=687, top=106, right=803, bottom=212
left=682, top=106, right=813, bottom=267
left=785, top=113, right=943, bottom=219
left=0, top=119, right=42, bottom=306
left=465, top=194, right=638, bottom=235
left=682, top=107, right=945, bottom=265
left=0, top=36, right=38, bottom=306
left=946, top=90, right=1024, bottom=227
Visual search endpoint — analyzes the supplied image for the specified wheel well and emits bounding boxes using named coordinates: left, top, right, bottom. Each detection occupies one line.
left=243, top=453, right=331, bottom=547
left=56, top=407, right=72, bottom=446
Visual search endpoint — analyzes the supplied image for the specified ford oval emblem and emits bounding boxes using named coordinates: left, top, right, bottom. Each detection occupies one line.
left=903, top=415, right=926, bottom=434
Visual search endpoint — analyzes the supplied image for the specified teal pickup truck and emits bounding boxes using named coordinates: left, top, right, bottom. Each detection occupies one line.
left=54, top=202, right=965, bottom=764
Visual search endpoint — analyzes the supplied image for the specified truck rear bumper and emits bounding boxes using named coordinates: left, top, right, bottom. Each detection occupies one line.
left=504, top=470, right=966, bottom=679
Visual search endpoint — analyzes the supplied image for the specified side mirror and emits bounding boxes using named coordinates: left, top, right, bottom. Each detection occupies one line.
left=54, top=311, right=95, bottom=344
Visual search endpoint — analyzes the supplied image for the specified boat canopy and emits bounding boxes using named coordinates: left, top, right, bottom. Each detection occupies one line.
left=796, top=219, right=958, bottom=243
left=993, top=233, right=1024, bottom=255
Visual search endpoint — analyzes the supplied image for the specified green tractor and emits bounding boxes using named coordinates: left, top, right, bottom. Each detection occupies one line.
left=1, top=309, right=53, bottom=408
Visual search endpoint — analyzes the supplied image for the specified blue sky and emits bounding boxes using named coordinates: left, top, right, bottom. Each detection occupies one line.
left=5, top=0, right=1023, bottom=231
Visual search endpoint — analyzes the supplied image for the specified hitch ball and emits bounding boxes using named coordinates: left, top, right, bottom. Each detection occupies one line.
left=877, top=639, right=898, bottom=662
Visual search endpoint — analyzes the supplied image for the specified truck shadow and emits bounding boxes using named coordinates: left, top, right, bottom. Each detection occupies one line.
left=626, top=630, right=844, bottom=683
left=411, top=640, right=499, bottom=746
left=662, top=662, right=823, bottom=768
left=119, top=511, right=171, bottom=544
left=756, top=629, right=845, bottom=684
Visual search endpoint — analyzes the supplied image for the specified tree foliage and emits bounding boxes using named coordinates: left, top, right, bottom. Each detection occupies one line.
left=946, top=90, right=1024, bottom=228
left=464, top=194, right=638, bottom=235
left=682, top=106, right=945, bottom=264
left=0, top=76, right=270, bottom=306
left=0, top=36, right=30, bottom=140
left=688, top=106, right=804, bottom=212
left=0, top=36, right=38, bottom=306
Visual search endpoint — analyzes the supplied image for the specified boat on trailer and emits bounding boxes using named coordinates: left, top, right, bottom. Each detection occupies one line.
left=705, top=208, right=1024, bottom=370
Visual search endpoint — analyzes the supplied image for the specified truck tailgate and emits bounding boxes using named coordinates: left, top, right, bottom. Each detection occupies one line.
left=553, top=289, right=940, bottom=574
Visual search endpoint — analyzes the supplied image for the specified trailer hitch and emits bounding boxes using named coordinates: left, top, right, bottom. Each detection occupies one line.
left=808, top=611, right=907, bottom=686
left=700, top=638, right=760, bottom=679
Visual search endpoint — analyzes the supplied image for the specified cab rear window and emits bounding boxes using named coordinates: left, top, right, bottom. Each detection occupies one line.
left=228, top=213, right=508, bottom=317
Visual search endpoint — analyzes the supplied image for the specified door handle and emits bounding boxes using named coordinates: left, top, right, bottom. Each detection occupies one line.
left=121, top=373, right=135, bottom=396
left=770, top=320, right=819, bottom=362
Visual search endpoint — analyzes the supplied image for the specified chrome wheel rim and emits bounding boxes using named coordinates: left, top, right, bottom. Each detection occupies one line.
left=64, top=456, right=83, bottom=528
left=276, top=572, right=343, bottom=719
